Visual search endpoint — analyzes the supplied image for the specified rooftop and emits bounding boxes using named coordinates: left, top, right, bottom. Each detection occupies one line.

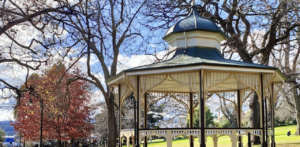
left=164, top=6, right=225, bottom=39
left=125, top=47, right=276, bottom=72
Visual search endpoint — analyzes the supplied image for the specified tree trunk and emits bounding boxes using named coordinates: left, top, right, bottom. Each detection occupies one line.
left=296, top=112, right=300, bottom=135
left=231, top=117, right=238, bottom=128
left=106, top=94, right=117, bottom=147
left=249, top=93, right=261, bottom=144
left=291, top=84, right=300, bottom=135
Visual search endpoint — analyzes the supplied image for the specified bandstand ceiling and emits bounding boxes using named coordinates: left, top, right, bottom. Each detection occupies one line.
left=148, top=75, right=200, bottom=93
left=208, top=76, right=245, bottom=92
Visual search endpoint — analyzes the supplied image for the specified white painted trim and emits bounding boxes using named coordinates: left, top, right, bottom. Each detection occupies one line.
left=164, top=31, right=225, bottom=43
left=165, top=31, right=224, bottom=51
left=126, top=65, right=275, bottom=76
left=107, top=73, right=124, bottom=85
left=202, top=65, right=275, bottom=73
left=275, top=71, right=285, bottom=83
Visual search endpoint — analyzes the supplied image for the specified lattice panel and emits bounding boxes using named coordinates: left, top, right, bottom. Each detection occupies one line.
left=140, top=130, right=168, bottom=138
left=150, top=86, right=192, bottom=93
left=121, top=84, right=132, bottom=100
left=139, top=129, right=201, bottom=142
left=129, top=76, right=137, bottom=89
left=205, top=72, right=231, bottom=92
left=170, top=72, right=200, bottom=95
left=140, top=75, right=167, bottom=102
left=206, top=130, right=233, bottom=136
left=125, top=75, right=137, bottom=100
left=139, top=129, right=263, bottom=146
left=263, top=74, right=274, bottom=88
left=171, top=130, right=200, bottom=137
left=209, top=81, right=238, bottom=92
left=236, top=130, right=247, bottom=135
left=236, top=129, right=262, bottom=137
left=206, top=129, right=262, bottom=146
left=234, top=74, right=261, bottom=100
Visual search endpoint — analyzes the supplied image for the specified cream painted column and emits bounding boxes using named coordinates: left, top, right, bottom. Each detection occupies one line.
left=231, top=131, right=237, bottom=147
left=167, top=130, right=173, bottom=147
left=127, top=136, right=130, bottom=147
left=132, top=135, right=135, bottom=147
left=213, top=135, right=218, bottom=147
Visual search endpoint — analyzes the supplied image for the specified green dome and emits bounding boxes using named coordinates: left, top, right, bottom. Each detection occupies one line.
left=164, top=6, right=224, bottom=38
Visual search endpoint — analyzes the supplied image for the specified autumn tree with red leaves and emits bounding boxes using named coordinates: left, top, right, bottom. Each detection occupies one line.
left=12, top=63, right=94, bottom=146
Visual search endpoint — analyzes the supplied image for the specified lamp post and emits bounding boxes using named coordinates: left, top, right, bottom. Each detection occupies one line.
left=29, top=97, right=43, bottom=147
left=19, top=134, right=21, bottom=147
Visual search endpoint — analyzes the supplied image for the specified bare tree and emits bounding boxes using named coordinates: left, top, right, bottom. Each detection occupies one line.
left=1, top=0, right=150, bottom=146
left=0, top=0, right=83, bottom=103
left=55, top=0, right=148, bottom=146
left=271, top=11, right=300, bottom=134
left=94, top=102, right=109, bottom=143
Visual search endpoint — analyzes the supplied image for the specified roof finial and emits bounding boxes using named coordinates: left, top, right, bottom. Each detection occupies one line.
left=192, top=0, right=196, bottom=6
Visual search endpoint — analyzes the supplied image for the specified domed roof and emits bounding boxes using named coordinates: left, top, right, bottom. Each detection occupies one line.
left=164, top=6, right=224, bottom=38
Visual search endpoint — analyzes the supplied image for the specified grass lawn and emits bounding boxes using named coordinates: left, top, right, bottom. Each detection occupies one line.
left=122, top=125, right=300, bottom=147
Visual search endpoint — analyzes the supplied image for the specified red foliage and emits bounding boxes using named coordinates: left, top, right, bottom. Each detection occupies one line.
left=12, top=64, right=94, bottom=141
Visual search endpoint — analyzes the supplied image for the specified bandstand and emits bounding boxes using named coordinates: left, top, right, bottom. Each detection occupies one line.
left=107, top=5, right=284, bottom=147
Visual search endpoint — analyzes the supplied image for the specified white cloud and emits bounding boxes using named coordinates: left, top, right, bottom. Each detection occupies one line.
left=117, top=50, right=168, bottom=73
left=0, top=108, right=15, bottom=121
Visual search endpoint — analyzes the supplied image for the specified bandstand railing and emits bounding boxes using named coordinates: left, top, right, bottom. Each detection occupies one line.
left=138, top=128, right=264, bottom=147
